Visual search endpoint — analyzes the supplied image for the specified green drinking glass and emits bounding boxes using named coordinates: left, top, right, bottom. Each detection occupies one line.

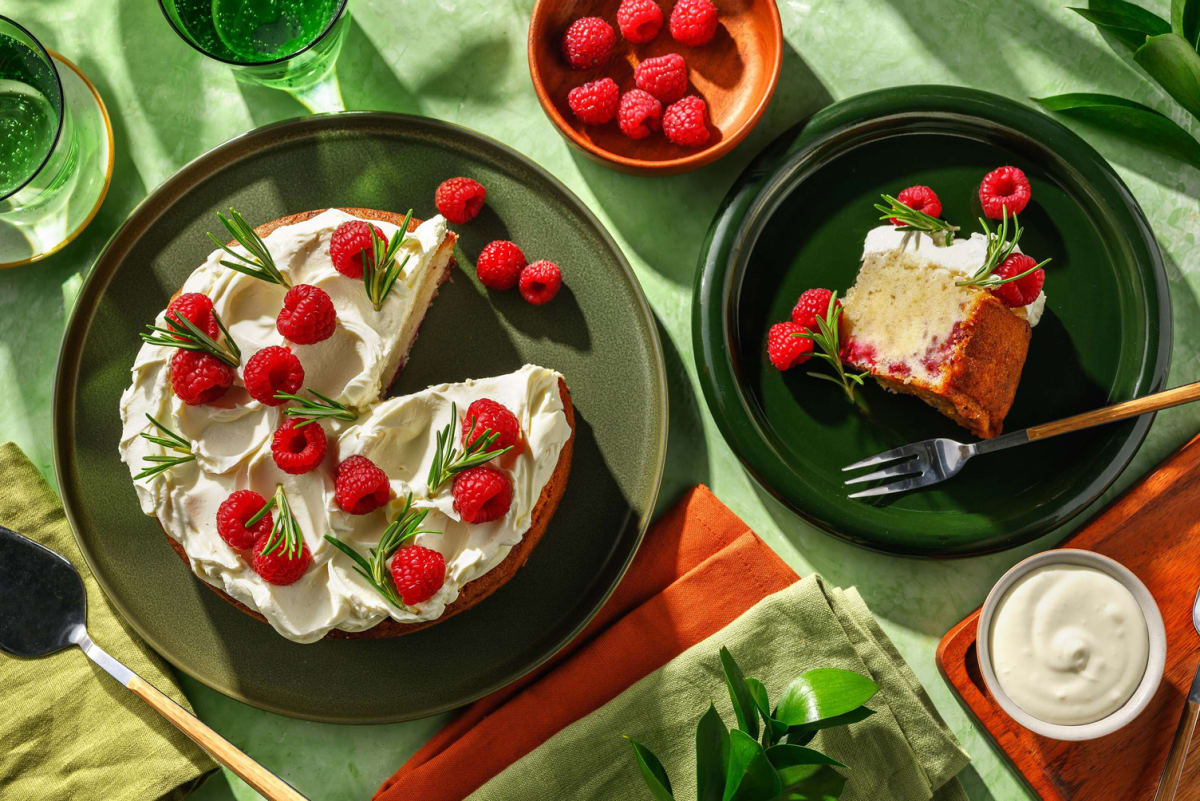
left=159, top=0, right=350, bottom=113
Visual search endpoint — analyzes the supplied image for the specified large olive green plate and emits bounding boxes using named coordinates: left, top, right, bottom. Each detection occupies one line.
left=694, top=86, right=1170, bottom=557
left=53, top=113, right=667, bottom=722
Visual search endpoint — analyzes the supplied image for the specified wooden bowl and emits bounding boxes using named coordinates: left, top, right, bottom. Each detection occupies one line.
left=528, top=0, right=783, bottom=175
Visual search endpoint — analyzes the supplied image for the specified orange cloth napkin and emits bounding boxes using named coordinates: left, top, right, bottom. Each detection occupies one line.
left=375, top=485, right=798, bottom=801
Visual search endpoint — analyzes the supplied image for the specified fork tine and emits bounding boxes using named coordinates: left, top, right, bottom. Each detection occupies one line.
left=841, top=443, right=920, bottom=472
left=843, top=458, right=924, bottom=486
left=847, top=473, right=936, bottom=499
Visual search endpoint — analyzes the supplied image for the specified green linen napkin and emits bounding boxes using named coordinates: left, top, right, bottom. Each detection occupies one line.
left=0, top=443, right=214, bottom=800
left=468, top=575, right=970, bottom=801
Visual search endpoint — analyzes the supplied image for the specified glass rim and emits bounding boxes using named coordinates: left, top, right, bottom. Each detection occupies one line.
left=156, top=0, right=350, bottom=68
left=0, top=15, right=66, bottom=203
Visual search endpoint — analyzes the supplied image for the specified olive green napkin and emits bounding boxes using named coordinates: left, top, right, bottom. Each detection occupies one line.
left=469, top=575, right=970, bottom=801
left=0, top=442, right=214, bottom=800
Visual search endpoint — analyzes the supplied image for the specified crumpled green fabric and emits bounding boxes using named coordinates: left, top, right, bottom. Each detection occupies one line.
left=0, top=442, right=214, bottom=800
left=469, top=575, right=970, bottom=801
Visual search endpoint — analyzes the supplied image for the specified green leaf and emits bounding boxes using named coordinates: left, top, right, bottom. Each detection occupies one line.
left=1173, top=0, right=1200, bottom=48
left=787, top=706, right=877, bottom=746
left=1034, top=92, right=1200, bottom=168
left=720, top=647, right=760, bottom=740
left=1135, top=32, right=1200, bottom=122
left=625, top=737, right=675, bottom=801
left=774, top=669, right=879, bottom=727
left=1072, top=1, right=1167, bottom=51
left=723, top=730, right=782, bottom=801
left=746, top=677, right=789, bottom=746
left=766, top=744, right=846, bottom=782
left=696, top=703, right=730, bottom=801
left=772, top=764, right=847, bottom=801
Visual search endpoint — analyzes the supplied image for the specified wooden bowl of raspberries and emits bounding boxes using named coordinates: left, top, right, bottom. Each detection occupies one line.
left=528, top=0, right=783, bottom=175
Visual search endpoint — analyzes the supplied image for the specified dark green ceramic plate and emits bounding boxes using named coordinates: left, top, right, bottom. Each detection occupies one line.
left=54, top=113, right=667, bottom=722
left=694, top=86, right=1170, bottom=557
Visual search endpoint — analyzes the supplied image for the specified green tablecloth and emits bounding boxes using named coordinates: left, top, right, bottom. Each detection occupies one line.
left=2, top=1, right=1197, bottom=799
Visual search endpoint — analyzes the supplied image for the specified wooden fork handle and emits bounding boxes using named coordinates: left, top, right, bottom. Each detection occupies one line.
left=1026, top=381, right=1200, bottom=441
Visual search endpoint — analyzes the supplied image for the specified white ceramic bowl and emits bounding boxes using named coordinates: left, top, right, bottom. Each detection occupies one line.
left=977, top=548, right=1166, bottom=741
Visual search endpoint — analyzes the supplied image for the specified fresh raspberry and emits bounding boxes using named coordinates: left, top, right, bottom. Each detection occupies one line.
left=329, top=220, right=387, bottom=278
left=435, top=177, right=487, bottom=225
left=662, top=95, right=710, bottom=146
left=519, top=260, right=563, bottom=305
left=618, top=0, right=664, bottom=43
left=767, top=321, right=814, bottom=371
left=476, top=240, right=526, bottom=290
left=389, top=545, right=446, bottom=605
left=991, top=253, right=1045, bottom=308
left=618, top=89, right=663, bottom=139
left=452, top=465, right=513, bottom=524
left=791, top=288, right=841, bottom=331
left=243, top=346, right=303, bottom=406
left=567, top=77, right=621, bottom=125
left=334, top=454, right=391, bottom=514
left=669, top=0, right=718, bottom=46
left=635, top=53, right=688, bottom=103
left=276, top=284, right=336, bottom=344
left=251, top=534, right=311, bottom=586
left=166, top=293, right=219, bottom=339
left=562, top=16, right=616, bottom=69
left=979, top=166, right=1031, bottom=219
left=270, top=418, right=327, bottom=474
left=169, top=350, right=234, bottom=405
left=216, top=490, right=273, bottom=550
left=891, top=185, right=942, bottom=225
left=463, top=398, right=522, bottom=453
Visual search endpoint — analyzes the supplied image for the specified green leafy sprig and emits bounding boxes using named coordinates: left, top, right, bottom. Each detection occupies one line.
left=134, top=414, right=195, bottom=480
left=247, top=484, right=304, bottom=560
left=874, top=194, right=959, bottom=246
left=791, top=292, right=870, bottom=404
left=140, top=307, right=241, bottom=366
left=426, top=402, right=512, bottom=492
left=275, top=387, right=357, bottom=427
left=363, top=210, right=414, bottom=311
left=625, top=646, right=879, bottom=801
left=208, top=209, right=291, bottom=288
left=955, top=209, right=1050, bottom=290
left=323, top=494, right=439, bottom=608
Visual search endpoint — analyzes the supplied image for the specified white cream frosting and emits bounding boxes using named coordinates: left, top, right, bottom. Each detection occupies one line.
left=118, top=209, right=571, bottom=643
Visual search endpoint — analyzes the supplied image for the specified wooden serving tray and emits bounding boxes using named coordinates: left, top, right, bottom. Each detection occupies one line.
left=937, top=433, right=1200, bottom=800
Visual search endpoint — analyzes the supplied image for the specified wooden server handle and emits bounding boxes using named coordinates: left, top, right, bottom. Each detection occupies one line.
left=1027, top=381, right=1200, bottom=441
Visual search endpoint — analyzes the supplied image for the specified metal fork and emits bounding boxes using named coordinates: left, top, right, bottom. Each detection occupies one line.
left=843, top=380, right=1200, bottom=498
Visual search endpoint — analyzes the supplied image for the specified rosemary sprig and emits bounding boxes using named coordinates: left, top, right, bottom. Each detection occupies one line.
left=247, top=484, right=304, bottom=560
left=140, top=308, right=241, bottom=366
left=134, top=414, right=195, bottom=480
left=955, top=208, right=1050, bottom=290
left=274, top=387, right=357, bottom=427
left=363, top=210, right=414, bottom=311
left=324, top=494, right=440, bottom=608
left=207, top=209, right=291, bottom=288
left=426, top=402, right=512, bottom=492
left=792, top=291, right=870, bottom=403
left=874, top=194, right=960, bottom=246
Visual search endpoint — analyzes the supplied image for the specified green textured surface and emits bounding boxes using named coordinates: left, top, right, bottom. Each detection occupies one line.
left=2, top=1, right=1199, bottom=799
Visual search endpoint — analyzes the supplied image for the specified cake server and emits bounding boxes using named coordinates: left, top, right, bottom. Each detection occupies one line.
left=842, top=380, right=1200, bottom=498
left=0, top=524, right=308, bottom=801
left=1151, top=584, right=1200, bottom=801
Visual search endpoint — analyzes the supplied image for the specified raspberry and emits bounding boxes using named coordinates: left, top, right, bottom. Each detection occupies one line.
left=562, top=16, right=616, bottom=69
left=618, top=0, right=664, bottom=43
left=452, top=465, right=513, bottom=524
left=166, top=293, right=219, bottom=339
left=390, top=545, right=446, bottom=605
left=618, top=89, right=663, bottom=139
left=170, top=350, right=234, bottom=405
left=991, top=253, right=1045, bottom=308
left=979, top=166, right=1031, bottom=219
left=767, top=321, right=814, bottom=371
left=276, top=284, right=336, bottom=344
left=270, top=418, right=327, bottom=474
left=519, top=260, right=563, bottom=305
left=463, top=398, right=522, bottom=453
left=791, top=288, right=841, bottom=331
left=635, top=53, right=688, bottom=103
left=330, top=220, right=387, bottom=278
left=243, top=346, right=304, bottom=406
left=334, top=454, right=391, bottom=514
left=567, top=77, right=620, bottom=125
left=891, top=185, right=942, bottom=225
left=251, top=534, right=312, bottom=586
left=216, top=490, right=272, bottom=550
left=662, top=95, right=710, bottom=146
left=476, top=240, right=526, bottom=290
left=435, top=177, right=487, bottom=225
left=669, top=0, right=718, bottom=46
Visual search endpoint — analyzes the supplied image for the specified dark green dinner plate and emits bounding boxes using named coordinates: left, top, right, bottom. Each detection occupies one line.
left=694, top=86, right=1170, bottom=557
left=54, top=113, right=666, bottom=722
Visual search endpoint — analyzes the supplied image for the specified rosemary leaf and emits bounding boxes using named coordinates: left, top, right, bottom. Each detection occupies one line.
left=208, top=208, right=291, bottom=288
left=426, top=403, right=512, bottom=492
